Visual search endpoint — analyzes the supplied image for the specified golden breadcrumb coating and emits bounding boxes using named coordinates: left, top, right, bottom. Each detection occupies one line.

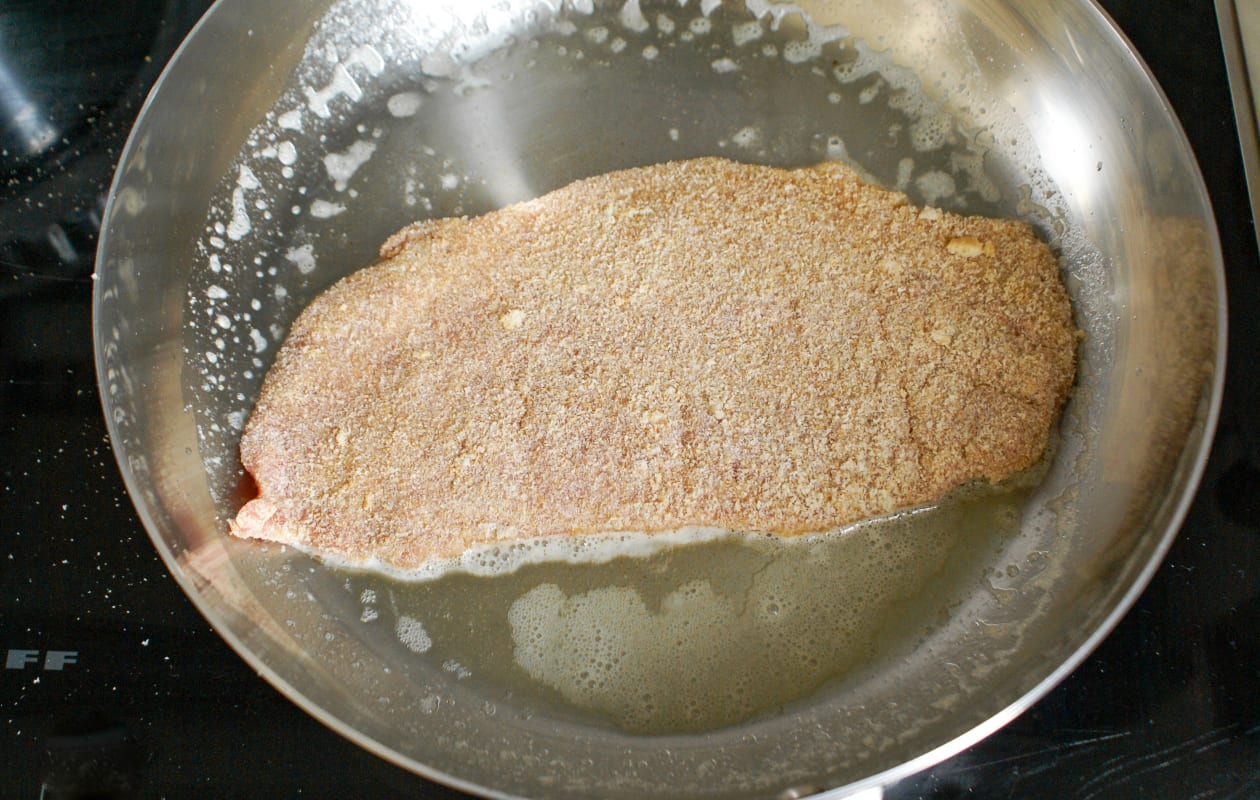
left=230, top=157, right=1077, bottom=568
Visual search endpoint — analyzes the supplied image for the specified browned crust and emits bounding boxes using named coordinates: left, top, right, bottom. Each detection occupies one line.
left=230, top=157, right=1077, bottom=568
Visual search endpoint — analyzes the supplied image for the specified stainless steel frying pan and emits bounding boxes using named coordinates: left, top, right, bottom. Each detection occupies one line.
left=94, top=0, right=1225, bottom=797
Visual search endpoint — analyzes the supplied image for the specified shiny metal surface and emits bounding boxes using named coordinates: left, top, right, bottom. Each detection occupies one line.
left=94, top=1, right=1224, bottom=797
left=1218, top=0, right=1260, bottom=253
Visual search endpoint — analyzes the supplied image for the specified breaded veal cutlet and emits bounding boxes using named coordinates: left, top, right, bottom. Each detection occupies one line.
left=230, top=157, right=1077, bottom=569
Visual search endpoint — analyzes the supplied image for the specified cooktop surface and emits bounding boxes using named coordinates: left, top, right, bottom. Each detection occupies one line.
left=2, top=0, right=1257, bottom=797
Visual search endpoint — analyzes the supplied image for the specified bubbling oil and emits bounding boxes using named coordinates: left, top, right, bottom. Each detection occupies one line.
left=365, top=481, right=1030, bottom=735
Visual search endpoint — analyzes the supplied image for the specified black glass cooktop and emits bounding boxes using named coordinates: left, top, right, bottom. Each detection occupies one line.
left=2, top=0, right=1257, bottom=797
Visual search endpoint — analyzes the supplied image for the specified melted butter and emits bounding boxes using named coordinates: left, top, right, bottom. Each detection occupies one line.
left=352, top=481, right=1030, bottom=735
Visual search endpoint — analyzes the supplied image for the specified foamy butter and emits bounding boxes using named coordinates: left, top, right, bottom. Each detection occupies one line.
left=731, top=20, right=762, bottom=46
left=396, top=615, right=433, bottom=653
left=323, top=140, right=378, bottom=192
left=557, top=504, right=1021, bottom=729
left=320, top=526, right=738, bottom=582
left=304, top=45, right=384, bottom=119
left=386, top=91, right=423, bottom=118
left=503, top=519, right=953, bottom=731
left=284, top=243, right=317, bottom=275
left=305, top=64, right=364, bottom=119
left=309, top=199, right=346, bottom=218
left=276, top=141, right=298, bottom=166
left=366, top=482, right=1030, bottom=735
left=227, top=165, right=260, bottom=242
left=915, top=170, right=957, bottom=206
left=731, top=125, right=761, bottom=148
left=617, top=0, right=649, bottom=33
left=277, top=109, right=303, bottom=131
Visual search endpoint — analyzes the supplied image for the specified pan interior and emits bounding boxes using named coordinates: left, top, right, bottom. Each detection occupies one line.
left=96, top=0, right=1221, bottom=797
